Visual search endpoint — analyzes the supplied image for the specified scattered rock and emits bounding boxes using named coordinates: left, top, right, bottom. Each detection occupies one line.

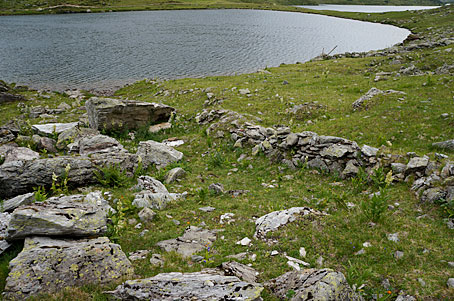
left=149, top=253, right=164, bottom=266
left=129, top=249, right=151, bottom=261
left=32, top=122, right=79, bottom=137
left=149, top=122, right=172, bottom=133
left=405, top=156, right=429, bottom=175
left=1, top=192, right=35, bottom=212
left=220, top=213, right=235, bottom=224
left=165, top=167, right=186, bottom=184
left=3, top=236, right=133, bottom=299
left=199, top=206, right=216, bottom=213
left=387, top=233, right=399, bottom=242
left=299, top=247, right=307, bottom=258
left=78, top=134, right=125, bottom=155
left=220, top=261, right=259, bottom=283
left=138, top=208, right=156, bottom=223
left=237, top=237, right=252, bottom=246
left=0, top=212, right=11, bottom=255
left=136, top=140, right=183, bottom=168
left=265, top=268, right=362, bottom=300
left=3, top=146, right=39, bottom=164
left=433, top=140, right=454, bottom=151
left=394, top=251, right=404, bottom=259
left=106, top=271, right=263, bottom=300
left=352, top=87, right=383, bottom=110
left=208, top=183, right=224, bottom=194
left=447, top=278, right=454, bottom=288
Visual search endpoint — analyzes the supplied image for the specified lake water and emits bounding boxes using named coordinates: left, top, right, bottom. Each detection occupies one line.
left=297, top=4, right=440, bottom=13
left=0, top=9, right=410, bottom=91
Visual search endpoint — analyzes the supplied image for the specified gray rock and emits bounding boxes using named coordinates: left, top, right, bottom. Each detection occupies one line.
left=0, top=157, right=95, bottom=199
left=32, top=122, right=79, bottom=137
left=1, top=192, right=35, bottom=212
left=352, top=87, right=383, bottom=110
left=421, top=187, right=446, bottom=203
left=135, top=176, right=168, bottom=193
left=165, top=167, right=186, bottom=184
left=3, top=236, right=133, bottom=299
left=156, top=226, right=218, bottom=258
left=405, top=156, right=429, bottom=175
left=85, top=97, right=175, bottom=132
left=395, top=295, right=416, bottom=301
left=387, top=233, right=399, bottom=242
left=106, top=271, right=263, bottom=300
left=441, top=162, right=454, bottom=178
left=320, top=144, right=351, bottom=159
left=138, top=208, right=156, bottom=223
left=361, top=144, right=379, bottom=157
left=199, top=206, right=216, bottom=212
left=307, top=157, right=329, bottom=171
left=342, top=160, right=359, bottom=178
left=149, top=253, right=164, bottom=266
left=448, top=278, right=454, bottom=288
left=32, top=135, right=57, bottom=153
left=137, top=140, right=183, bottom=168
left=6, top=192, right=111, bottom=240
left=220, top=261, right=259, bottom=283
left=254, top=207, right=322, bottom=239
left=433, top=140, right=454, bottom=151
left=285, top=133, right=299, bottom=147
left=79, top=134, right=125, bottom=155
left=0, top=212, right=11, bottom=255
left=394, top=251, right=404, bottom=259
left=3, top=147, right=39, bottom=164
left=265, top=268, right=362, bottom=300
left=391, top=163, right=406, bottom=174
left=209, top=183, right=225, bottom=194
left=56, top=126, right=99, bottom=150
left=132, top=191, right=183, bottom=210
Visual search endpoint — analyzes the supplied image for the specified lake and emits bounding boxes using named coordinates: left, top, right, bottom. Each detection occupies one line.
left=297, top=4, right=440, bottom=13
left=0, top=9, right=410, bottom=91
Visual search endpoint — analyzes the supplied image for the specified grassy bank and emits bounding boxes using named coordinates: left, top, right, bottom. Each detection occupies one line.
left=0, top=4, right=453, bottom=301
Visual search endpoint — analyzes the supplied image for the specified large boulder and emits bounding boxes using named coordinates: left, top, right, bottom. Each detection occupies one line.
left=136, top=140, right=183, bottom=168
left=3, top=236, right=133, bottom=299
left=265, top=269, right=362, bottom=300
left=85, top=97, right=175, bottom=132
left=6, top=192, right=111, bottom=240
left=106, top=271, right=263, bottom=300
left=3, top=146, right=40, bottom=164
left=0, top=157, right=95, bottom=199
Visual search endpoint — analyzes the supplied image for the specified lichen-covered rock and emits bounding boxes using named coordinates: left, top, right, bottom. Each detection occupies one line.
left=0, top=212, right=11, bottom=255
left=3, top=236, right=133, bottom=299
left=265, top=268, right=362, bottom=301
left=85, top=97, right=175, bottom=132
left=56, top=126, right=99, bottom=151
left=156, top=226, right=219, bottom=258
left=136, top=140, right=183, bottom=168
left=0, top=157, right=96, bottom=199
left=6, top=192, right=111, bottom=240
left=132, top=191, right=183, bottom=210
left=320, top=144, right=352, bottom=159
left=165, top=167, right=186, bottom=184
left=220, top=261, right=259, bottom=283
left=405, top=156, right=429, bottom=175
left=1, top=192, right=35, bottom=212
left=106, top=271, right=263, bottom=300
left=78, top=134, right=125, bottom=155
left=32, top=122, right=79, bottom=137
left=254, top=207, right=322, bottom=239
left=420, top=187, right=446, bottom=203
left=3, top=146, right=39, bottom=164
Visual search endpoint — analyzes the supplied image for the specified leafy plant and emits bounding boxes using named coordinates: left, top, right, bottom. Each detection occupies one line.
left=197, top=188, right=208, bottom=202
left=34, top=186, right=48, bottom=202
left=208, top=149, right=226, bottom=169
left=351, top=167, right=369, bottom=193
left=50, top=164, right=71, bottom=195
left=360, top=188, right=388, bottom=223
left=107, top=195, right=136, bottom=241
left=94, top=164, right=130, bottom=188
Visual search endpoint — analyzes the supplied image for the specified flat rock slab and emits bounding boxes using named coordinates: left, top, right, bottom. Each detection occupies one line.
left=3, top=146, right=40, bottom=164
left=106, top=271, right=263, bottom=300
left=32, top=122, right=79, bottom=137
left=137, top=140, right=183, bottom=168
left=6, top=192, right=111, bottom=240
left=4, top=236, right=133, bottom=299
left=254, top=207, right=322, bottom=239
left=78, top=134, right=125, bottom=155
left=85, top=97, right=175, bottom=132
left=1, top=192, right=35, bottom=212
left=132, top=191, right=183, bottom=210
left=220, top=261, right=259, bottom=283
left=265, top=268, right=362, bottom=301
left=156, top=226, right=218, bottom=258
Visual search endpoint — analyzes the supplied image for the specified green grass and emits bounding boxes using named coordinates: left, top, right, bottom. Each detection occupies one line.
left=0, top=4, right=453, bottom=301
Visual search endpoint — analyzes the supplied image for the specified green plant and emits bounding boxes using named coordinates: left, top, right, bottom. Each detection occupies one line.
left=360, top=188, right=388, bottom=223
left=33, top=186, right=48, bottom=202
left=0, top=156, right=4, bottom=166
left=370, top=167, right=387, bottom=189
left=208, top=149, right=226, bottom=168
left=435, top=198, right=454, bottom=218
left=50, top=164, right=71, bottom=195
left=286, top=289, right=296, bottom=299
left=351, top=167, right=369, bottom=193
left=202, top=246, right=215, bottom=265
left=107, top=195, right=136, bottom=241
left=197, top=188, right=208, bottom=202
left=94, top=164, right=130, bottom=188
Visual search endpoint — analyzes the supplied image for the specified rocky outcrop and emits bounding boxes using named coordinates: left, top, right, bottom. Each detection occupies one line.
left=265, top=268, right=362, bottom=300
left=0, top=157, right=95, bottom=199
left=85, top=97, right=175, bottom=132
left=132, top=176, right=185, bottom=210
left=3, top=236, right=133, bottom=299
left=6, top=192, right=111, bottom=240
left=220, top=261, right=259, bottom=283
left=2, top=146, right=39, bottom=164
left=433, top=140, right=454, bottom=151
left=1, top=192, right=35, bottom=212
left=0, top=82, right=26, bottom=104
left=156, top=226, right=219, bottom=258
left=136, top=140, right=183, bottom=168
left=0, top=212, right=11, bottom=255
left=32, top=122, right=79, bottom=137
left=78, top=134, right=125, bottom=155
left=254, top=207, right=322, bottom=239
left=106, top=271, right=263, bottom=300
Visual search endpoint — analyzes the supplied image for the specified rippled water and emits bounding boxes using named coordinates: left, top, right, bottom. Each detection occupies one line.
left=297, top=4, right=440, bottom=13
left=0, top=9, right=410, bottom=91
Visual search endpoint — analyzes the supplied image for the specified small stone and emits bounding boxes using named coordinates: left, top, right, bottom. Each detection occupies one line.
left=237, top=237, right=251, bottom=246
left=448, top=262, right=454, bottom=267
left=219, top=213, right=235, bottom=225
left=191, top=255, right=204, bottom=262
left=138, top=208, right=156, bottom=223
left=208, top=183, right=224, bottom=194
left=299, top=247, right=307, bottom=258
left=287, top=261, right=300, bottom=271
left=363, top=242, right=372, bottom=248
left=316, top=256, right=324, bottom=267
left=249, top=254, right=257, bottom=261
left=270, top=250, right=279, bottom=256
left=149, top=254, right=164, bottom=266
left=382, top=279, right=391, bottom=290
left=134, top=223, right=142, bottom=229
left=418, top=278, right=426, bottom=287
left=394, top=251, right=404, bottom=259
left=199, top=206, right=215, bottom=213
left=355, top=249, right=365, bottom=255
left=447, top=278, right=454, bottom=288
left=387, top=233, right=399, bottom=242
left=172, top=220, right=180, bottom=226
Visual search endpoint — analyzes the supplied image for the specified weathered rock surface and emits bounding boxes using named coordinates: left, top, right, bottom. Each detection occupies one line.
left=1, top=192, right=35, bottom=212
left=433, top=140, right=454, bottom=151
left=79, top=134, right=125, bottom=155
left=0, top=82, right=26, bottom=104
left=32, top=122, right=79, bottom=137
left=2, top=146, right=39, bottom=164
left=0, top=212, right=11, bottom=255
left=3, top=236, right=133, bottom=299
left=6, top=192, right=111, bottom=240
left=85, top=97, right=175, bottom=132
left=220, top=261, right=259, bottom=283
left=156, top=226, right=218, bottom=258
left=132, top=176, right=185, bottom=209
left=0, top=156, right=96, bottom=199
left=56, top=126, right=99, bottom=151
left=106, top=271, right=263, bottom=300
left=32, top=135, right=57, bottom=153
left=165, top=167, right=186, bottom=184
left=136, top=140, right=183, bottom=168
left=254, top=207, right=321, bottom=239
left=265, top=268, right=362, bottom=301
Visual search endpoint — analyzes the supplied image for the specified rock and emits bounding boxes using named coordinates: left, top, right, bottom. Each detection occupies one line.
left=129, top=250, right=151, bottom=261
left=342, top=160, right=359, bottom=178
left=106, top=271, right=263, bottom=300
left=132, top=190, right=183, bottom=210
left=3, top=236, right=133, bottom=299
left=1, top=192, right=35, bottom=212
left=361, top=144, right=378, bottom=157
left=149, top=122, right=172, bottom=133
left=396, top=295, right=416, bottom=301
left=32, top=135, right=57, bottom=153
left=307, top=157, right=329, bottom=172
left=447, top=278, right=454, bottom=288
left=320, top=144, right=351, bottom=159
left=387, top=233, right=399, bottom=242
left=405, top=156, right=429, bottom=175
left=156, top=226, right=218, bottom=258
left=57, top=102, right=71, bottom=110
left=149, top=253, right=164, bottom=266
left=79, top=134, right=125, bottom=155
left=220, top=261, right=259, bottom=283
left=85, top=97, right=175, bottom=132
left=286, top=255, right=310, bottom=267
left=299, top=247, right=307, bottom=258
left=352, top=87, right=383, bottom=110
left=199, top=206, right=216, bottom=212
left=0, top=88, right=26, bottom=104
left=138, top=208, right=156, bottom=223
left=6, top=192, right=111, bottom=240
left=254, top=207, right=321, bottom=239
left=136, top=140, right=183, bottom=168
left=285, top=133, right=299, bottom=147
left=394, top=251, right=404, bottom=259
left=56, top=126, right=99, bottom=151
left=165, top=167, right=186, bottom=184
left=237, top=237, right=252, bottom=246
left=220, top=213, right=235, bottom=224
left=288, top=261, right=301, bottom=271
left=0, top=212, right=11, bottom=255
left=135, top=176, right=168, bottom=192
left=265, top=269, right=362, bottom=300
left=433, top=140, right=454, bottom=151
left=239, top=88, right=251, bottom=95
left=3, top=147, right=39, bottom=164
left=208, top=183, right=224, bottom=194
left=0, top=157, right=95, bottom=199
left=421, top=187, right=446, bottom=203
left=32, top=122, right=79, bottom=137
left=391, top=163, right=406, bottom=174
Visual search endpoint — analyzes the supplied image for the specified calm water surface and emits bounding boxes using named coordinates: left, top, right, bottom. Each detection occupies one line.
left=297, top=4, right=440, bottom=13
left=0, top=9, right=410, bottom=91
